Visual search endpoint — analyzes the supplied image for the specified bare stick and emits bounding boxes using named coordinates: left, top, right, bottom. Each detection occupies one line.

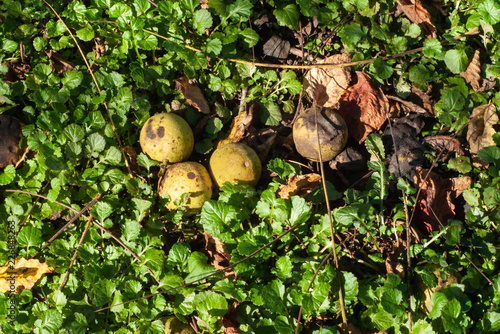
left=295, top=252, right=332, bottom=334
left=58, top=214, right=93, bottom=290
left=32, top=194, right=102, bottom=258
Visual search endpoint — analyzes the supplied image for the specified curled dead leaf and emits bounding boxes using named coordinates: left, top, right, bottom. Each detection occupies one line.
left=304, top=53, right=352, bottom=108
left=396, top=0, right=437, bottom=38
left=413, top=167, right=471, bottom=232
left=460, top=50, right=497, bottom=92
left=467, top=103, right=498, bottom=154
left=217, top=103, right=257, bottom=148
left=338, top=72, right=389, bottom=143
left=423, top=135, right=465, bottom=155
left=204, top=232, right=234, bottom=277
left=175, top=76, right=210, bottom=114
left=277, top=173, right=322, bottom=199
left=0, top=258, right=55, bottom=294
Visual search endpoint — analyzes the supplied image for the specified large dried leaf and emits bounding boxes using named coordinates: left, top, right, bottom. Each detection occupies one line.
left=423, top=135, right=465, bottom=155
left=460, top=50, right=497, bottom=92
left=304, top=53, right=352, bottom=108
left=338, top=72, right=389, bottom=143
left=175, top=76, right=210, bottom=114
left=0, top=258, right=55, bottom=294
left=413, top=167, right=471, bottom=232
left=396, top=0, right=437, bottom=38
left=467, top=103, right=498, bottom=154
left=277, top=173, right=322, bottom=199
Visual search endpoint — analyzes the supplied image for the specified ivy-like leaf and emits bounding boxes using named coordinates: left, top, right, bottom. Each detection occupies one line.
left=274, top=4, right=300, bottom=30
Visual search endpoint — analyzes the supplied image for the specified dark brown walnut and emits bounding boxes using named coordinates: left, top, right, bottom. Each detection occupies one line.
left=293, top=107, right=348, bottom=162
left=0, top=115, right=23, bottom=168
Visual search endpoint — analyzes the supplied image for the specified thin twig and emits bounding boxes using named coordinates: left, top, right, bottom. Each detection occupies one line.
left=58, top=214, right=93, bottom=290
left=32, top=194, right=102, bottom=258
left=43, top=1, right=134, bottom=177
left=429, top=206, right=493, bottom=286
left=295, top=252, right=332, bottom=334
left=15, top=181, right=49, bottom=238
left=314, top=108, right=348, bottom=326
left=4, top=189, right=159, bottom=284
left=142, top=27, right=479, bottom=70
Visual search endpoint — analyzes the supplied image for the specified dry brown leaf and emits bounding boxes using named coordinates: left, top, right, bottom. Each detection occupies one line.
left=46, top=50, right=75, bottom=73
left=337, top=72, right=389, bottom=143
left=411, top=85, right=436, bottom=116
left=423, top=135, right=465, bottom=155
left=175, top=76, right=210, bottom=114
left=204, top=233, right=234, bottom=277
left=94, top=37, right=105, bottom=59
left=216, top=103, right=257, bottom=148
left=413, top=167, right=471, bottom=232
left=2, top=60, right=31, bottom=83
left=277, top=173, right=322, bottom=199
left=467, top=103, right=498, bottom=154
left=387, top=95, right=428, bottom=115
left=304, top=54, right=352, bottom=108
left=0, top=258, right=55, bottom=294
left=396, top=0, right=437, bottom=38
left=460, top=50, right=497, bottom=92
left=0, top=114, right=23, bottom=168
left=222, top=302, right=240, bottom=334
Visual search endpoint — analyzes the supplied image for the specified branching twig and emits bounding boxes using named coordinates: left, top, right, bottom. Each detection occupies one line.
left=95, top=222, right=302, bottom=312
left=31, top=194, right=102, bottom=258
left=58, top=214, right=93, bottom=290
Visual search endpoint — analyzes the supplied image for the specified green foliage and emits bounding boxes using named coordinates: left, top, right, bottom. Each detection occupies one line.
left=1, top=0, right=500, bottom=333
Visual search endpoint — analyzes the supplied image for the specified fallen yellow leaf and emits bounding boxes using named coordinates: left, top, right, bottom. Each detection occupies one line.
left=0, top=258, right=55, bottom=294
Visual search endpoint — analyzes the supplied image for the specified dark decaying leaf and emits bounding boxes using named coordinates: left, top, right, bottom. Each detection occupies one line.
left=338, top=72, right=389, bottom=143
left=246, top=128, right=277, bottom=162
left=277, top=173, right=322, bottom=199
left=2, top=42, right=30, bottom=83
left=263, top=35, right=290, bottom=59
left=384, top=115, right=425, bottom=178
left=411, top=85, right=436, bottom=116
left=304, top=53, right=352, bottom=108
left=396, top=0, right=437, bottom=38
left=222, top=302, right=239, bottom=334
left=413, top=167, right=471, bottom=232
left=175, top=76, right=211, bottom=114
left=423, top=135, right=465, bottom=155
left=46, top=50, right=75, bottom=73
left=466, top=103, right=498, bottom=154
left=204, top=232, right=234, bottom=277
left=460, top=50, right=497, bottom=92
left=329, top=147, right=365, bottom=172
left=0, top=114, right=23, bottom=168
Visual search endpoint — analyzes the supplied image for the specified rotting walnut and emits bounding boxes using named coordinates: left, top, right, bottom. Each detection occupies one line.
left=293, top=106, right=348, bottom=162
